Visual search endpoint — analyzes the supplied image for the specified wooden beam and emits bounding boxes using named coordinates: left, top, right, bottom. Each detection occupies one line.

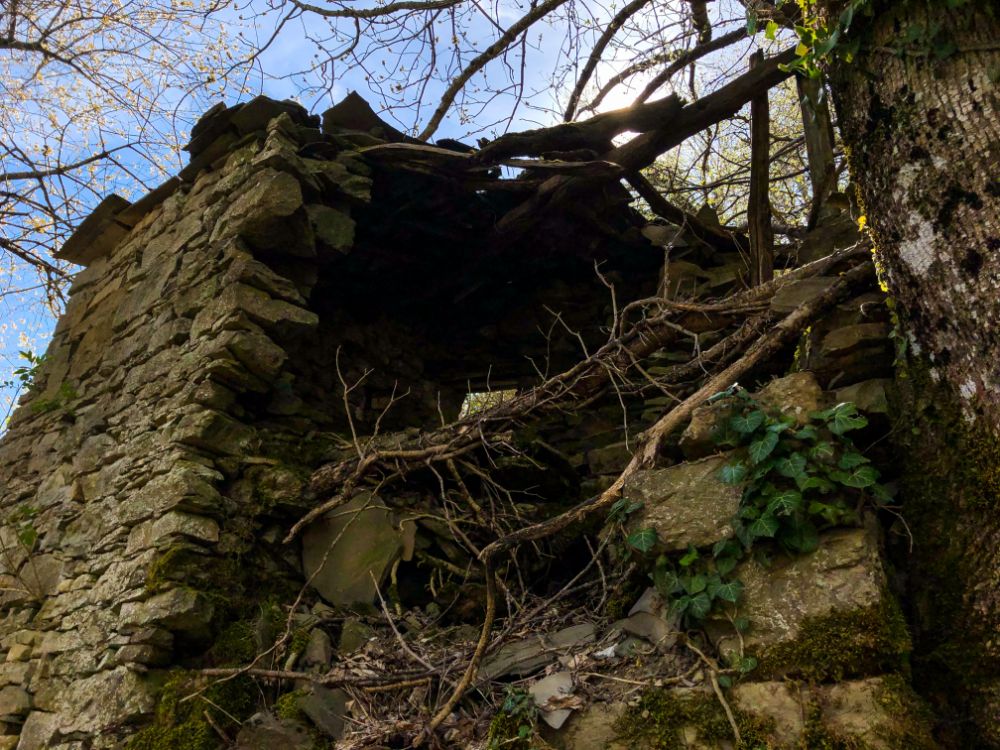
left=748, top=50, right=774, bottom=285
left=797, top=74, right=837, bottom=226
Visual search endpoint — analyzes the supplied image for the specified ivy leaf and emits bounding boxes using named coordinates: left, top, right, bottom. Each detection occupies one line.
left=713, top=538, right=741, bottom=559
left=765, top=19, right=778, bottom=40
left=782, top=516, right=819, bottom=553
left=767, top=490, right=803, bottom=516
left=749, top=513, right=780, bottom=539
left=730, top=410, right=765, bottom=435
left=670, top=595, right=692, bottom=616
left=707, top=579, right=744, bottom=603
left=689, top=592, right=713, bottom=620
left=797, top=474, right=836, bottom=493
left=766, top=418, right=795, bottom=434
left=733, top=616, right=750, bottom=633
left=715, top=555, right=738, bottom=577
left=685, top=574, right=708, bottom=595
left=738, top=656, right=759, bottom=674
left=776, top=452, right=807, bottom=479
left=653, top=566, right=683, bottom=596
left=823, top=403, right=869, bottom=435
left=720, top=462, right=748, bottom=485
left=808, top=441, right=836, bottom=462
left=838, top=451, right=869, bottom=469
left=627, top=528, right=658, bottom=553
left=679, top=547, right=700, bottom=567
left=749, top=431, right=779, bottom=464
left=718, top=675, right=733, bottom=689
left=794, top=424, right=819, bottom=441
left=830, top=465, right=879, bottom=488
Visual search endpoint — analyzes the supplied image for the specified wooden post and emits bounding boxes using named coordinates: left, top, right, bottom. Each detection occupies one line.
left=797, top=74, right=837, bottom=226
left=748, top=50, right=774, bottom=286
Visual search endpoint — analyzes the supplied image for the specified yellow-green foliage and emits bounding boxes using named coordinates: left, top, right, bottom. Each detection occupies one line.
left=613, top=689, right=777, bottom=750
left=127, top=621, right=261, bottom=750
left=757, top=598, right=911, bottom=682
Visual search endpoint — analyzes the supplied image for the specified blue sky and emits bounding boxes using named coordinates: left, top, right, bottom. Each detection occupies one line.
left=1, top=0, right=768, bottom=426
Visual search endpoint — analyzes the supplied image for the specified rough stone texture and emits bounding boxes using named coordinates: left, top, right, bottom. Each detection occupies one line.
left=300, top=493, right=404, bottom=608
left=679, top=372, right=824, bottom=459
left=706, top=518, right=887, bottom=663
left=623, top=453, right=742, bottom=552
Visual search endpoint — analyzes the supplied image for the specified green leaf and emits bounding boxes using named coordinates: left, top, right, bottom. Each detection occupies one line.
left=824, top=403, right=869, bottom=434
left=718, top=675, right=733, bottom=689
left=749, top=513, right=780, bottom=539
left=707, top=579, right=744, bottom=603
left=679, top=547, right=700, bottom=567
left=720, top=462, right=748, bottom=485
left=627, top=528, right=658, bottom=553
left=715, top=555, right=738, bottom=576
left=767, top=490, right=803, bottom=516
left=671, top=595, right=692, bottom=616
left=733, top=616, right=750, bottom=633
left=749, top=431, right=779, bottom=464
left=838, top=452, right=869, bottom=469
left=808, top=441, right=836, bottom=462
left=689, top=592, right=713, bottom=620
left=685, top=574, right=708, bottom=595
left=776, top=453, right=807, bottom=479
left=794, top=425, right=819, bottom=441
left=746, top=10, right=758, bottom=36
left=730, top=410, right=765, bottom=434
left=830, top=465, right=879, bottom=488
left=739, top=656, right=759, bottom=674
left=797, top=474, right=835, bottom=493
left=654, top=567, right=683, bottom=596
left=17, top=526, right=37, bottom=550
left=765, top=20, right=779, bottom=40
left=782, top=516, right=819, bottom=553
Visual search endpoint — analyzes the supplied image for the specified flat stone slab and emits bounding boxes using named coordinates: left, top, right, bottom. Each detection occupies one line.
left=623, top=453, right=742, bottom=552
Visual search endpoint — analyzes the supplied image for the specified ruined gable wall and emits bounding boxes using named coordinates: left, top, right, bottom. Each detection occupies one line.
left=0, top=109, right=377, bottom=748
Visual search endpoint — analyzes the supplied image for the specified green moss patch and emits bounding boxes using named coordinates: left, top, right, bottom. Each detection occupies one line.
left=613, top=689, right=777, bottom=750
left=757, top=598, right=911, bottom=682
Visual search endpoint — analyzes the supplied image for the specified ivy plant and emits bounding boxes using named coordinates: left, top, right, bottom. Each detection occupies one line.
left=622, top=387, right=892, bottom=629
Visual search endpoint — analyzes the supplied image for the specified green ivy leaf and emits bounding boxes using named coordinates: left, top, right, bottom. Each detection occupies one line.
left=720, top=462, right=748, bottom=485
left=715, top=555, right=738, bottom=576
left=808, top=441, right=836, bottom=462
left=718, top=675, right=733, bottom=689
left=782, top=516, right=819, bottom=553
left=838, top=451, right=869, bottom=469
left=689, top=592, right=713, bottom=620
left=748, top=513, right=780, bottom=539
left=733, top=616, right=750, bottom=633
left=824, top=403, right=869, bottom=434
left=685, top=574, right=708, bottom=595
left=679, top=547, right=700, bottom=567
left=730, top=410, right=765, bottom=434
left=767, top=489, right=803, bottom=516
left=765, top=19, right=779, bottom=40
left=775, top=452, right=807, bottom=479
left=794, top=424, right=819, bottom=441
left=830, top=465, right=879, bottom=488
left=707, top=579, right=744, bottom=603
left=627, top=528, right=658, bottom=553
left=749, top=431, right=779, bottom=464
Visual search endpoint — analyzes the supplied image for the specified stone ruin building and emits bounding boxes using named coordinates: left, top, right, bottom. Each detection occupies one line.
left=0, top=95, right=943, bottom=748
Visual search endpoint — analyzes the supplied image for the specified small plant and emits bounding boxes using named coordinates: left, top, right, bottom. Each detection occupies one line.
left=487, top=687, right=538, bottom=749
left=629, top=388, right=891, bottom=629
left=0, top=505, right=42, bottom=600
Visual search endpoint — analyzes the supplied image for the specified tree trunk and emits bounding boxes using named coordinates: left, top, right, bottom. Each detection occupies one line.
left=824, top=3, right=1000, bottom=746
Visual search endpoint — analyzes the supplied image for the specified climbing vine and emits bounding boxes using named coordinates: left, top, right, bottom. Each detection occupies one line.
left=624, top=389, right=891, bottom=630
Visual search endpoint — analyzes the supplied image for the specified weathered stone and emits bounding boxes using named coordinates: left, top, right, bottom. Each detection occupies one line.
left=236, top=713, right=316, bottom=749
left=119, top=588, right=214, bottom=634
left=301, top=628, right=332, bottom=669
left=610, top=612, right=676, bottom=652
left=55, top=667, right=155, bottom=736
left=679, top=372, right=823, bottom=458
left=170, top=410, right=254, bottom=455
left=5, top=645, right=31, bottom=663
left=835, top=378, right=891, bottom=414
left=16, top=711, right=58, bottom=750
left=770, top=277, right=837, bottom=313
left=306, top=204, right=354, bottom=253
left=481, top=624, right=596, bottom=680
left=17, top=555, right=64, bottom=599
left=149, top=511, right=220, bottom=545
left=297, top=686, right=347, bottom=739
left=0, top=686, right=30, bottom=717
left=623, top=453, right=742, bottom=552
left=541, top=701, right=627, bottom=750
left=706, top=518, right=890, bottom=668
left=585, top=441, right=631, bottom=475
left=211, top=168, right=304, bottom=248
left=821, top=323, right=892, bottom=356
left=301, top=493, right=404, bottom=608
left=529, top=671, right=575, bottom=729
left=337, top=617, right=373, bottom=654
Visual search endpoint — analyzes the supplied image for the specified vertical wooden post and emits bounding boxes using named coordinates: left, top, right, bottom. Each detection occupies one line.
left=797, top=74, right=837, bottom=225
left=748, top=50, right=774, bottom=286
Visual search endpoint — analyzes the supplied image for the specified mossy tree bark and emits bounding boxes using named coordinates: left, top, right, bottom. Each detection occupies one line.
left=821, top=2, right=1000, bottom=745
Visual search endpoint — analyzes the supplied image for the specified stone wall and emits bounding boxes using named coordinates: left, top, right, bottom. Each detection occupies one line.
left=0, top=95, right=931, bottom=749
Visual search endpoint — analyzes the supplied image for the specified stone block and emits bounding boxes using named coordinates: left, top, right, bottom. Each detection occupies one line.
left=585, top=441, right=631, bottom=476
left=150, top=511, right=220, bottom=545
left=0, top=686, right=30, bottom=717
left=301, top=493, right=404, bottom=608
left=622, top=453, right=742, bottom=552
left=119, top=588, right=214, bottom=635
left=170, top=410, right=254, bottom=456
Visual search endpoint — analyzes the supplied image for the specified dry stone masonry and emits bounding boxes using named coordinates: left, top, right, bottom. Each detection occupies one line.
left=0, top=95, right=936, bottom=748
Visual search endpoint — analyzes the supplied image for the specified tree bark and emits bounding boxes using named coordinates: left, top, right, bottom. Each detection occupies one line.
left=824, top=3, right=1000, bottom=745
left=748, top=50, right=774, bottom=285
